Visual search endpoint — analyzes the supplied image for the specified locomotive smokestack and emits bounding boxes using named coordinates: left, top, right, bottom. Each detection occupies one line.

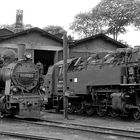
left=17, top=44, right=26, bottom=60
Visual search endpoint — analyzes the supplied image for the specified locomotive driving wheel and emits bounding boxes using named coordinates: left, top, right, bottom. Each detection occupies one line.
left=68, top=104, right=75, bottom=114
left=85, top=107, right=95, bottom=116
left=97, top=106, right=106, bottom=117
left=75, top=103, right=84, bottom=115
left=133, top=110, right=140, bottom=120
left=110, top=110, right=119, bottom=118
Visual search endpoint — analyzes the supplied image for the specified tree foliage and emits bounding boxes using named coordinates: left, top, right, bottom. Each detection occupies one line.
left=24, top=24, right=33, bottom=29
left=70, top=0, right=140, bottom=40
left=0, top=23, right=33, bottom=32
left=0, top=24, right=16, bottom=32
left=69, top=11, right=106, bottom=38
left=95, top=0, right=140, bottom=40
left=43, top=25, right=66, bottom=38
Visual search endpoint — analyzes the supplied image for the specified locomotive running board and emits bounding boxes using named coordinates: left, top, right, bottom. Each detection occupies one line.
left=120, top=84, right=140, bottom=86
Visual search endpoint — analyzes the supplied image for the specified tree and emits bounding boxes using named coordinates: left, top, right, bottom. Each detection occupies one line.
left=69, top=11, right=106, bottom=38
left=95, top=0, right=140, bottom=40
left=0, top=24, right=16, bottom=32
left=0, top=23, right=33, bottom=32
left=43, top=25, right=66, bottom=38
left=24, top=24, right=33, bottom=29
left=70, top=0, right=140, bottom=40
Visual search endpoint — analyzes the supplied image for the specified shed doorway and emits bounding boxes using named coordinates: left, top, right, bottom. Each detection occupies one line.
left=34, top=50, right=55, bottom=74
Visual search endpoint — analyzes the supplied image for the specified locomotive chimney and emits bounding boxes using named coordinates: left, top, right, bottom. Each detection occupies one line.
left=17, top=44, right=26, bottom=60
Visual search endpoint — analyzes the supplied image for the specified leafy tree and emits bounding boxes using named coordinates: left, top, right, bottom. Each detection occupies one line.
left=70, top=0, right=140, bottom=40
left=0, top=23, right=33, bottom=32
left=69, top=11, right=106, bottom=38
left=0, top=24, right=16, bottom=32
left=43, top=25, right=66, bottom=38
left=95, top=0, right=140, bottom=40
left=67, top=35, right=74, bottom=41
left=24, top=24, right=33, bottom=29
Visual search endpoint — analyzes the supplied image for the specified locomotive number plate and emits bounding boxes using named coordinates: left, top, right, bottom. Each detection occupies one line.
left=20, top=73, right=34, bottom=78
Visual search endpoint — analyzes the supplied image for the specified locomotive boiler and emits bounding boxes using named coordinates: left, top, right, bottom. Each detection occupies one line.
left=44, top=47, right=140, bottom=120
left=0, top=45, right=45, bottom=118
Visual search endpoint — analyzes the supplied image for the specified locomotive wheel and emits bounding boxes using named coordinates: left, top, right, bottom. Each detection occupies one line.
left=75, top=104, right=84, bottom=115
left=133, top=110, right=140, bottom=120
left=110, top=110, right=119, bottom=118
left=68, top=104, right=75, bottom=114
left=97, top=107, right=106, bottom=117
left=85, top=107, right=95, bottom=116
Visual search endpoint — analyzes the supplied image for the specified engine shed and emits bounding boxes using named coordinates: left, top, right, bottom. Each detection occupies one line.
left=0, top=27, right=63, bottom=74
left=0, top=28, right=128, bottom=74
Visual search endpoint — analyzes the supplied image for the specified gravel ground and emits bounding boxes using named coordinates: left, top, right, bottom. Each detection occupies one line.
left=0, top=112, right=140, bottom=140
left=0, top=135, right=22, bottom=140
left=41, top=111, right=140, bottom=132
left=0, top=120, right=125, bottom=140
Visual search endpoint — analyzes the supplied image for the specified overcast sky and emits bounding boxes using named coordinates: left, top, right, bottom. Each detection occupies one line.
left=0, top=0, right=140, bottom=46
left=0, top=0, right=99, bottom=29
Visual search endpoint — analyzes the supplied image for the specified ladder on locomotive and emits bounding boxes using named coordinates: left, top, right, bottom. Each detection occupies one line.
left=52, top=95, right=59, bottom=108
left=52, top=89, right=63, bottom=110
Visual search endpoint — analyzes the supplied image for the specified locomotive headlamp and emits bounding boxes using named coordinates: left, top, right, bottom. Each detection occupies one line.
left=24, top=53, right=31, bottom=59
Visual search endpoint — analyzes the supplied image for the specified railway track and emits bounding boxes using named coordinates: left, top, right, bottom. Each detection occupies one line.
left=0, top=131, right=63, bottom=140
left=8, top=117, right=140, bottom=139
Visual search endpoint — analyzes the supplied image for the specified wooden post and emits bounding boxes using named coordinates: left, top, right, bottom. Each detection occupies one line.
left=63, top=32, right=68, bottom=119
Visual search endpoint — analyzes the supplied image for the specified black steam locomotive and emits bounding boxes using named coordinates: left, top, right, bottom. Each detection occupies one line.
left=0, top=48, right=45, bottom=118
left=44, top=47, right=140, bottom=120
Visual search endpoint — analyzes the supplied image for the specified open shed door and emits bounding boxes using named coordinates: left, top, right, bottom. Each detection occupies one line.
left=34, top=50, right=55, bottom=74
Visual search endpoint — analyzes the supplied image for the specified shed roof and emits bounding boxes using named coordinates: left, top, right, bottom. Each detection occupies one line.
left=0, top=27, right=63, bottom=43
left=70, top=33, right=128, bottom=48
left=0, top=28, right=14, bottom=37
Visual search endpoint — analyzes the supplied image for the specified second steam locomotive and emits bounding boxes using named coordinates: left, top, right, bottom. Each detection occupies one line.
left=44, top=47, right=140, bottom=120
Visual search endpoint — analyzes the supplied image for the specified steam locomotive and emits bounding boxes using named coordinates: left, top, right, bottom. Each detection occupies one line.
left=0, top=47, right=45, bottom=118
left=44, top=47, right=140, bottom=120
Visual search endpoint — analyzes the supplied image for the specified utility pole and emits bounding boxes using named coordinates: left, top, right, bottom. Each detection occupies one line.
left=63, top=32, right=68, bottom=119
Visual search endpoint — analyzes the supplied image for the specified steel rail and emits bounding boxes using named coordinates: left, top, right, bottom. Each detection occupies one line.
left=0, top=131, right=63, bottom=140
left=9, top=118, right=140, bottom=139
